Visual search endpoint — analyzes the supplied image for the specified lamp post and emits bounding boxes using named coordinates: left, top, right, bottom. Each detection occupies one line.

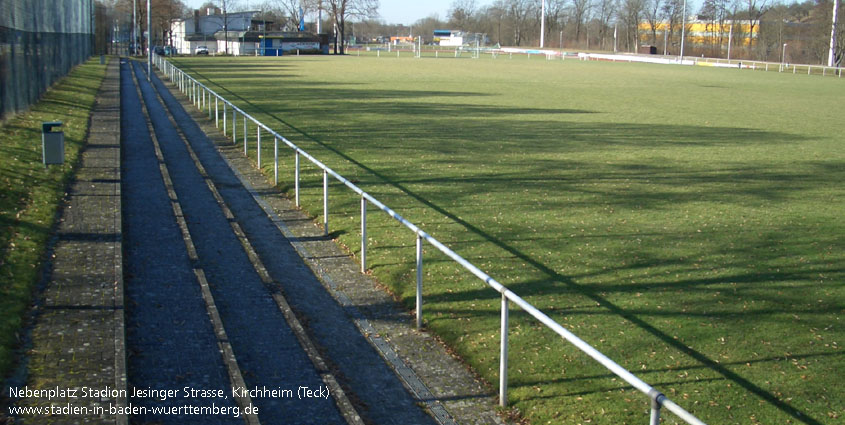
left=781, top=43, right=788, bottom=71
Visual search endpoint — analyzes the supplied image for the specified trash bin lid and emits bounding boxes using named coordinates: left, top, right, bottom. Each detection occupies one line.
left=42, top=121, right=63, bottom=133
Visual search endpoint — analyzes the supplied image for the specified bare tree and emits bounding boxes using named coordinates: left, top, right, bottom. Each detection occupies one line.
left=744, top=0, right=770, bottom=50
left=619, top=0, right=645, bottom=51
left=506, top=0, right=534, bottom=45
left=274, top=0, right=319, bottom=30
left=644, top=0, right=663, bottom=45
left=325, top=0, right=379, bottom=54
left=483, top=1, right=509, bottom=44
left=535, top=0, right=567, bottom=46
left=661, top=0, right=683, bottom=53
left=596, top=0, right=617, bottom=49
left=699, top=0, right=731, bottom=55
left=571, top=0, right=592, bottom=43
left=217, top=0, right=238, bottom=54
left=449, top=0, right=477, bottom=29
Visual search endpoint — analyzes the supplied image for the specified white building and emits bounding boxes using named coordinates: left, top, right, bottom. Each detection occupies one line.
left=171, top=9, right=258, bottom=55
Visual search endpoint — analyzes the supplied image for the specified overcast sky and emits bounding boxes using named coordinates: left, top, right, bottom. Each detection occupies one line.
left=181, top=0, right=485, bottom=25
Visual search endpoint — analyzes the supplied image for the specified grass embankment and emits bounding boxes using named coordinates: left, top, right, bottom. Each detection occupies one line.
left=0, top=58, right=107, bottom=378
left=171, top=55, right=843, bottom=425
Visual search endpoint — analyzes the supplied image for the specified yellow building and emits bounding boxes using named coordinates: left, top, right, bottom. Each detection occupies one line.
left=638, top=20, right=757, bottom=47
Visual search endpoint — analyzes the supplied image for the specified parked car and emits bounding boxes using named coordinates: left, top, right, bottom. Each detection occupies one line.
left=153, top=45, right=165, bottom=55
left=195, top=46, right=209, bottom=55
left=164, top=46, right=175, bottom=56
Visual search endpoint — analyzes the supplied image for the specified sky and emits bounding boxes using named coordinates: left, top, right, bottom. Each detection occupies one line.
left=181, top=0, right=485, bottom=25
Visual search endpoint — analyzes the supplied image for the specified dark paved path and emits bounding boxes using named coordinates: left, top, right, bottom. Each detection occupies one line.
left=146, top=61, right=440, bottom=425
left=124, top=60, right=345, bottom=424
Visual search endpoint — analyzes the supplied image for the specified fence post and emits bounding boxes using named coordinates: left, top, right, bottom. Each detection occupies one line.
left=233, top=111, right=237, bottom=143
left=295, top=152, right=300, bottom=207
left=257, top=126, right=261, bottom=168
left=500, top=293, right=509, bottom=407
left=223, top=103, right=227, bottom=135
left=243, top=116, right=248, bottom=155
left=416, top=233, right=423, bottom=330
left=323, top=170, right=329, bottom=236
left=215, top=97, right=219, bottom=128
left=274, top=136, right=279, bottom=186
left=361, top=197, right=367, bottom=273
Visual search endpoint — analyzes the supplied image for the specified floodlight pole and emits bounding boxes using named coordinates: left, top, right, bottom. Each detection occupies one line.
left=829, top=0, right=839, bottom=67
left=679, top=0, right=687, bottom=62
left=147, top=0, right=151, bottom=80
left=727, top=22, right=733, bottom=60
left=540, top=0, right=546, bottom=48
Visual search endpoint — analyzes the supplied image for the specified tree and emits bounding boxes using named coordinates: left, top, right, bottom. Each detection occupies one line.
left=273, top=0, right=319, bottom=31
left=620, top=0, right=645, bottom=51
left=571, top=0, right=592, bottom=43
left=217, top=0, right=238, bottom=54
left=699, top=0, right=730, bottom=55
left=661, top=0, right=683, bottom=54
left=507, top=0, right=534, bottom=46
left=542, top=0, right=567, bottom=46
left=644, top=0, right=664, bottom=45
left=449, top=0, right=477, bottom=29
left=595, top=0, right=617, bottom=49
left=413, top=14, right=447, bottom=42
left=150, top=0, right=188, bottom=47
left=743, top=0, right=771, bottom=50
left=325, top=0, right=379, bottom=54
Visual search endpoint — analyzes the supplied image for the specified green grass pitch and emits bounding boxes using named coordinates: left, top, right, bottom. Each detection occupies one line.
left=171, top=54, right=843, bottom=425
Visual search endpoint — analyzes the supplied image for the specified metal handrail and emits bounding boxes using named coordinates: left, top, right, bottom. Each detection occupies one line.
left=151, top=54, right=707, bottom=425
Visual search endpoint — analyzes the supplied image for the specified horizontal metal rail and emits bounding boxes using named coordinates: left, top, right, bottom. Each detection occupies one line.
left=152, top=54, right=707, bottom=425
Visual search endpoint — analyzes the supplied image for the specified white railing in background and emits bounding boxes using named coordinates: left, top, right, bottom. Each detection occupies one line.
left=152, top=54, right=708, bottom=425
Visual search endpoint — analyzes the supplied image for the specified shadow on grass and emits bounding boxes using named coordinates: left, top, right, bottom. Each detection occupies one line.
left=177, top=62, right=835, bottom=424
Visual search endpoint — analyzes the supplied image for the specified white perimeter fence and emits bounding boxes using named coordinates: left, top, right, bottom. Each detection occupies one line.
left=578, top=52, right=844, bottom=77
left=152, top=53, right=708, bottom=425
left=347, top=45, right=844, bottom=78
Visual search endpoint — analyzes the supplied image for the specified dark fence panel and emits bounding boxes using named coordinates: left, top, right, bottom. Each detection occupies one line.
left=0, top=0, right=93, bottom=121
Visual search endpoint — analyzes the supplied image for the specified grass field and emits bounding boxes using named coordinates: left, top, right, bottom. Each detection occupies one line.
left=170, top=54, right=843, bottom=425
left=0, top=58, right=107, bottom=378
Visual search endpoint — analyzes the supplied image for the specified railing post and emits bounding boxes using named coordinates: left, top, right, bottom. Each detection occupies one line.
left=274, top=136, right=279, bottom=186
left=499, top=293, right=509, bottom=407
left=416, top=233, right=423, bottom=330
left=257, top=126, right=261, bottom=168
left=323, top=169, right=329, bottom=236
left=295, top=152, right=300, bottom=207
left=208, top=91, right=213, bottom=119
left=233, top=111, right=237, bottom=143
left=360, top=197, right=367, bottom=273
left=215, top=97, right=219, bottom=128
left=223, top=102, right=227, bottom=135
left=649, top=390, right=665, bottom=425
left=243, top=115, right=248, bottom=155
